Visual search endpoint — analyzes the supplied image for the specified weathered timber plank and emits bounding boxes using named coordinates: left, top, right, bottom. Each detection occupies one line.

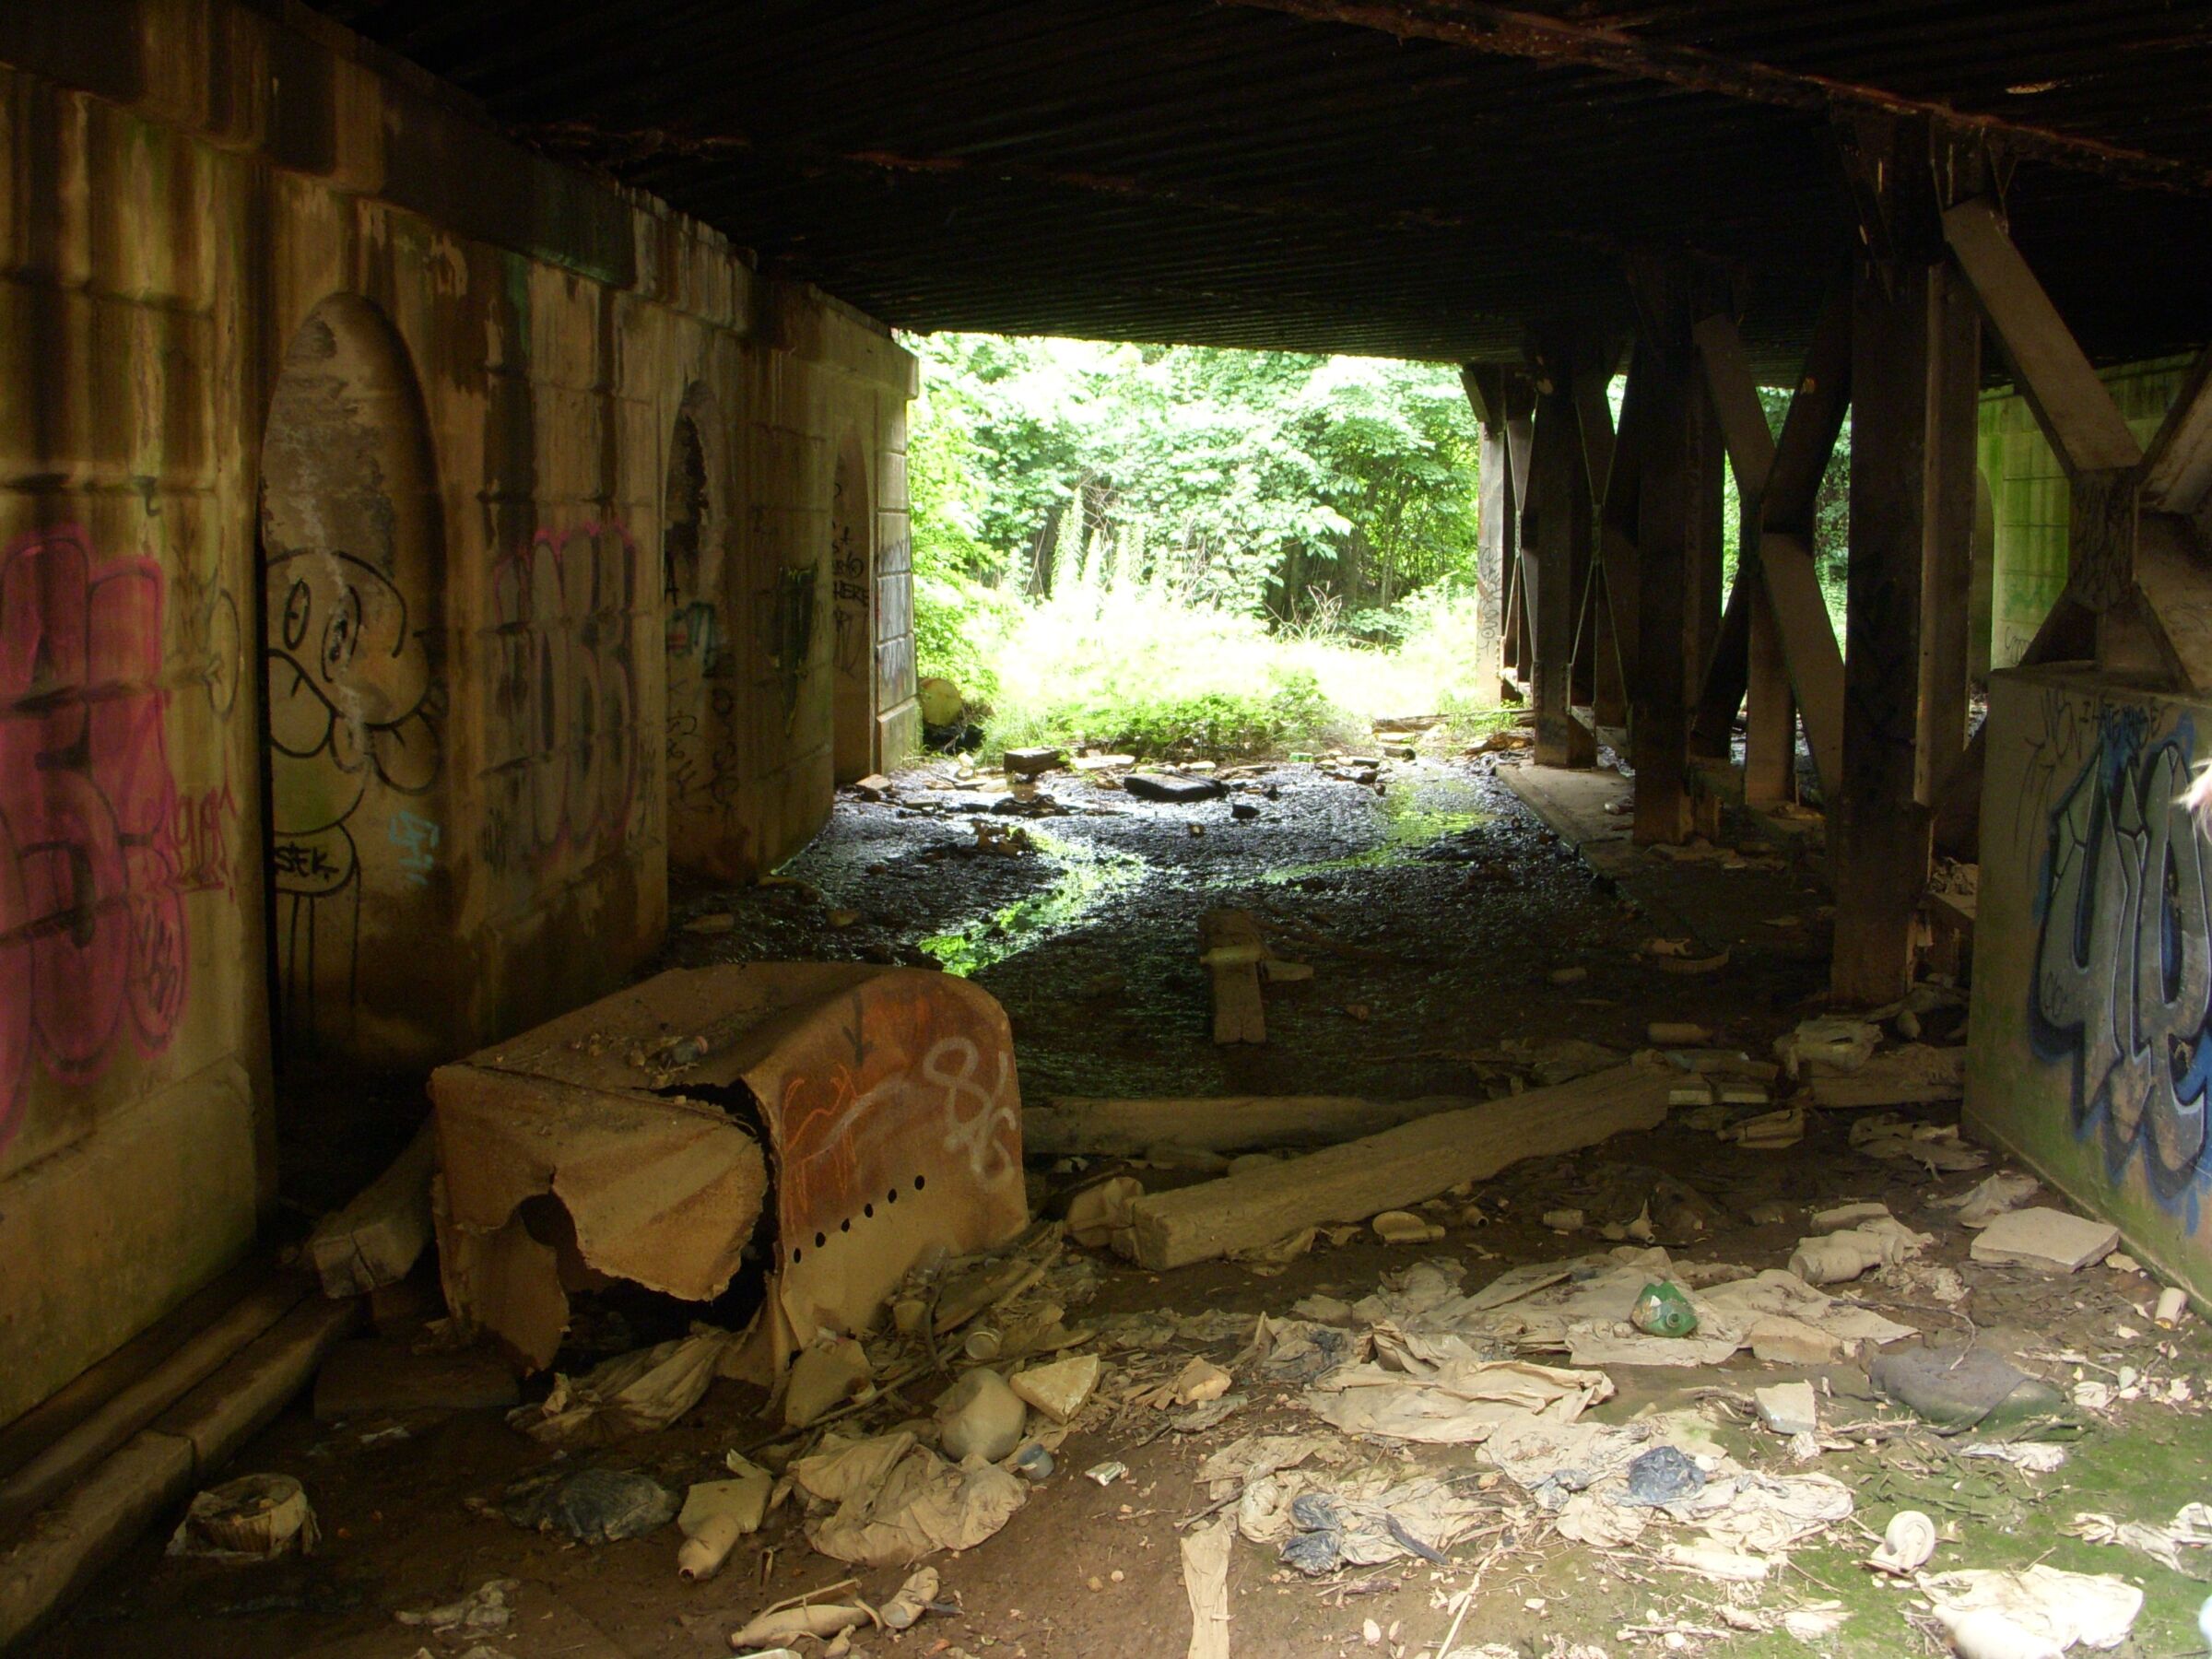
left=1200, top=908, right=1266, bottom=1044
left=1759, top=531, right=1842, bottom=797
left=1693, top=312, right=1775, bottom=500
left=1123, top=1065, right=1674, bottom=1269
left=2143, top=350, right=2212, bottom=519
left=1942, top=200, right=2141, bottom=477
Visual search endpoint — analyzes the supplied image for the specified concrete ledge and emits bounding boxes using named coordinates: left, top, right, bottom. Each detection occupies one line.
left=0, top=1294, right=359, bottom=1650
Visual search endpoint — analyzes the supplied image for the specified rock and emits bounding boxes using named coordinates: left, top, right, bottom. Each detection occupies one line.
left=1970, top=1207, right=2119, bottom=1273
left=784, top=1336, right=874, bottom=1430
left=1747, top=1316, right=1844, bottom=1367
left=936, top=1368, right=1028, bottom=1462
left=1230, top=800, right=1261, bottom=820
left=1003, top=747, right=1065, bottom=778
left=918, top=677, right=965, bottom=726
left=1124, top=772, right=1228, bottom=804
left=1171, top=1358, right=1232, bottom=1406
left=1010, top=1354, right=1100, bottom=1424
left=314, top=1338, right=519, bottom=1421
left=1067, top=1175, right=1144, bottom=1251
left=1755, top=1381, right=1818, bottom=1436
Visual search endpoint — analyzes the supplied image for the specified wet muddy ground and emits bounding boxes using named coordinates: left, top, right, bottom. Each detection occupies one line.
left=29, top=748, right=2212, bottom=1659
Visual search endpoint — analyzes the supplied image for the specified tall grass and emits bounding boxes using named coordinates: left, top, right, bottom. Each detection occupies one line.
left=960, top=584, right=1500, bottom=761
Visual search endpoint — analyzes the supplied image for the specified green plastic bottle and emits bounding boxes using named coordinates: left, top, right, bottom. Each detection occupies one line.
left=1630, top=1280, right=1700, bottom=1338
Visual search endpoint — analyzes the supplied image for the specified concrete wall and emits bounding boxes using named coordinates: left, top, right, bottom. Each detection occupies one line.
left=0, top=0, right=915, bottom=1428
left=1978, top=358, right=2194, bottom=671
left=1967, top=665, right=2212, bottom=1302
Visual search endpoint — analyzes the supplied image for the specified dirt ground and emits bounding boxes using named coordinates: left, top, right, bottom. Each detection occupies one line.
left=28, top=743, right=2212, bottom=1659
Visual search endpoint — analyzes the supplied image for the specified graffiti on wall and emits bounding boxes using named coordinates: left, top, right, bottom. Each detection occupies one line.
left=265, top=549, right=443, bottom=1032
left=2030, top=706, right=2212, bottom=1203
left=484, top=524, right=641, bottom=870
left=0, top=528, right=192, bottom=1144
left=830, top=464, right=869, bottom=678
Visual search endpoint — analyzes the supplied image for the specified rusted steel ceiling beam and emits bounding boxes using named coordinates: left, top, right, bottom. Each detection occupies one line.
left=1218, top=0, right=2212, bottom=194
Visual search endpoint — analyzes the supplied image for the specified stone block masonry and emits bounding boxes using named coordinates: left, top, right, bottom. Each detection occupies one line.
left=0, top=0, right=916, bottom=1429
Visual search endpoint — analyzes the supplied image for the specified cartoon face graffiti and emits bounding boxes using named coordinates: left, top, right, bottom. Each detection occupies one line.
left=264, top=550, right=440, bottom=891
left=2032, top=719, right=2211, bottom=1198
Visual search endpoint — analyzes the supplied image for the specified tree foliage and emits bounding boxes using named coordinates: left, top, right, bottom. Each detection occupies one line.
left=903, top=334, right=1483, bottom=630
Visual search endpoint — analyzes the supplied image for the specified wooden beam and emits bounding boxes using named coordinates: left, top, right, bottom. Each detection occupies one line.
left=1693, top=312, right=1774, bottom=500
left=1690, top=581, right=1749, bottom=760
left=1524, top=360, right=1597, bottom=768
left=1759, top=532, right=1843, bottom=796
left=1630, top=278, right=1723, bottom=841
left=1122, top=1065, right=1674, bottom=1269
left=2142, top=349, right=2212, bottom=520
left=1762, top=285, right=1853, bottom=537
left=1833, top=256, right=1975, bottom=1005
left=1744, top=584, right=1796, bottom=805
left=1917, top=268, right=1980, bottom=801
left=1218, top=0, right=2212, bottom=194
left=1941, top=199, right=2143, bottom=478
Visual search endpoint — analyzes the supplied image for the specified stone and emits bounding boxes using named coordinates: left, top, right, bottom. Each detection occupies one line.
left=1755, top=1381, right=1818, bottom=1437
left=1970, top=1207, right=2119, bottom=1273
left=936, top=1368, right=1028, bottom=1462
left=1003, top=747, right=1064, bottom=778
left=1123, top=773, right=1228, bottom=804
left=1010, top=1354, right=1100, bottom=1425
left=1747, top=1316, right=1843, bottom=1367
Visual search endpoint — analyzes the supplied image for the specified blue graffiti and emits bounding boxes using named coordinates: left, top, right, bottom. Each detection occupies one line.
left=2030, top=712, right=2209, bottom=1205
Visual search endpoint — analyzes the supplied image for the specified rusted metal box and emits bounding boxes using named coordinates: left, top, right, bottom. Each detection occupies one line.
left=430, top=964, right=1027, bottom=1380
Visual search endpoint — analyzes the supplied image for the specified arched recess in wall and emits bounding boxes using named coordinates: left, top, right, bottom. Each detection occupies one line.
left=258, top=293, right=452, bottom=1073
left=830, top=430, right=875, bottom=782
left=663, top=384, right=734, bottom=874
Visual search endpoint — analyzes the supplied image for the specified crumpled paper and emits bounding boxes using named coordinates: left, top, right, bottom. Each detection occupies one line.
left=507, top=1328, right=735, bottom=1445
left=791, top=1430, right=1026, bottom=1566
left=1920, top=1565, right=2142, bottom=1653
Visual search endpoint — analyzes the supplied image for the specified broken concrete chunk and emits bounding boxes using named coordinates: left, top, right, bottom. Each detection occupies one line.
left=1066, top=1175, right=1144, bottom=1251
left=1970, top=1207, right=2120, bottom=1273
left=1010, top=1353, right=1100, bottom=1425
left=936, top=1367, right=1028, bottom=1462
left=1755, top=1382, right=1818, bottom=1437
left=1172, top=1358, right=1233, bottom=1406
left=1747, top=1315, right=1844, bottom=1367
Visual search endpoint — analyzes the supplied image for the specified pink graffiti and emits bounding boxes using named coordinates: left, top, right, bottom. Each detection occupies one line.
left=0, top=526, right=189, bottom=1147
